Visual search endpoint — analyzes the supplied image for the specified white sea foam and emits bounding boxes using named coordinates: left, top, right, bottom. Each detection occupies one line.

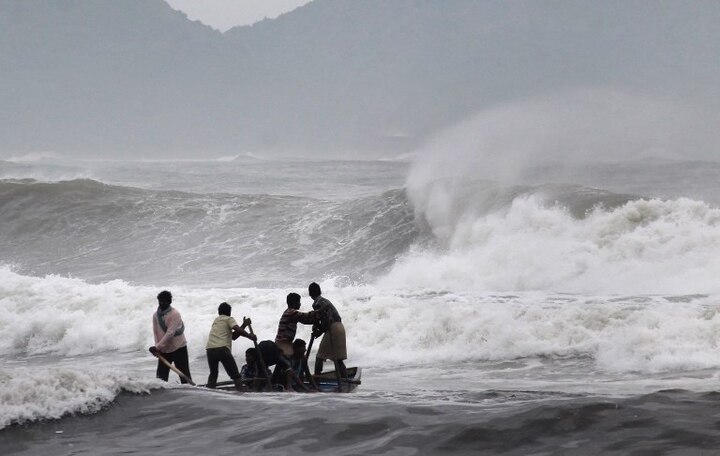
left=344, top=286, right=720, bottom=373
left=0, top=366, right=158, bottom=429
left=386, top=188, right=720, bottom=295
left=3, top=266, right=720, bottom=424
left=0, top=270, right=154, bottom=356
left=2, top=267, right=720, bottom=375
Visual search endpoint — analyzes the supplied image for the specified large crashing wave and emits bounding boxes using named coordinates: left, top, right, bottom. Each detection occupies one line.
left=384, top=90, right=720, bottom=296
left=0, top=179, right=418, bottom=286
left=4, top=175, right=720, bottom=295
left=382, top=175, right=720, bottom=295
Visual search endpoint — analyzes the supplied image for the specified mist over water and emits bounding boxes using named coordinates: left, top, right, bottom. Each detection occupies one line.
left=408, top=89, right=720, bottom=185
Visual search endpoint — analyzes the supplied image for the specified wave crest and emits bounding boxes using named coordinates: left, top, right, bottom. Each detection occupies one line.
left=384, top=194, right=720, bottom=295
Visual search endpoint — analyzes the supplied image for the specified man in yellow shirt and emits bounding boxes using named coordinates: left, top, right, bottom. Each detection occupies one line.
left=206, top=302, right=255, bottom=390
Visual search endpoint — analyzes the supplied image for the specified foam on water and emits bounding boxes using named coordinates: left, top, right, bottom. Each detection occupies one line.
left=387, top=186, right=720, bottom=295
left=3, top=267, right=720, bottom=373
left=0, top=365, right=158, bottom=429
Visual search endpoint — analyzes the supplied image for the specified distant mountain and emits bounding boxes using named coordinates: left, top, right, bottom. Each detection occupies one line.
left=1, top=0, right=718, bottom=158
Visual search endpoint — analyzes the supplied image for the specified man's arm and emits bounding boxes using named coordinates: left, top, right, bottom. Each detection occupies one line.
left=232, top=317, right=255, bottom=341
left=232, top=325, right=255, bottom=341
left=284, top=366, right=310, bottom=392
left=297, top=310, right=317, bottom=325
left=149, top=315, right=161, bottom=354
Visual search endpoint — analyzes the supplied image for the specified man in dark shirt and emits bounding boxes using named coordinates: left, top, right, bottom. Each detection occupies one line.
left=309, top=282, right=347, bottom=379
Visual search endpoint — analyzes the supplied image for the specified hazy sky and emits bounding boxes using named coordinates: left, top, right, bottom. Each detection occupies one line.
left=164, top=0, right=312, bottom=31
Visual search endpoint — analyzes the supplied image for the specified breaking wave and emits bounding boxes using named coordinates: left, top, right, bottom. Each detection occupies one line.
left=0, top=179, right=417, bottom=286
left=3, top=174, right=720, bottom=296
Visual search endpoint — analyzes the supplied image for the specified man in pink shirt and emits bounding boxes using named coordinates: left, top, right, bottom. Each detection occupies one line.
left=149, top=290, right=192, bottom=384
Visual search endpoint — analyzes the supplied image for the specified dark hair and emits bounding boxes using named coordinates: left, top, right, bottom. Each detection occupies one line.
left=246, top=348, right=257, bottom=357
left=157, top=290, right=172, bottom=304
left=286, top=292, right=301, bottom=309
left=308, top=282, right=321, bottom=298
left=218, top=302, right=231, bottom=316
left=293, top=339, right=306, bottom=351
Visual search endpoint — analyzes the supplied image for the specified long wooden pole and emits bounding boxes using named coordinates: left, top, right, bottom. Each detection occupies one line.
left=153, top=352, right=196, bottom=385
left=246, top=321, right=273, bottom=392
left=305, top=333, right=316, bottom=360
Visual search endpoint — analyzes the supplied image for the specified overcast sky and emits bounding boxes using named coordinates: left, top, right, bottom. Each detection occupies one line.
left=164, top=0, right=312, bottom=31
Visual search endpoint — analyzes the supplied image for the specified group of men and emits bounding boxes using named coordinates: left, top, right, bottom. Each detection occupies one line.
left=148, top=282, right=347, bottom=392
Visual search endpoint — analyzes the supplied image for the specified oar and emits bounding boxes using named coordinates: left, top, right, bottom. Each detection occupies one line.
left=246, top=320, right=273, bottom=392
left=152, top=351, right=196, bottom=386
left=305, top=333, right=316, bottom=360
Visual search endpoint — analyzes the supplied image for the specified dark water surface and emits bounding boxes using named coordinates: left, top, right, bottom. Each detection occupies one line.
left=4, top=388, right=720, bottom=455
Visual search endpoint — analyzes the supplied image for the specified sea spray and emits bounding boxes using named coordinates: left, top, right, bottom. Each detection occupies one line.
left=387, top=188, right=720, bottom=295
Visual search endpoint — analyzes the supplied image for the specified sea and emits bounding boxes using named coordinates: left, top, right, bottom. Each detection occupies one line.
left=3, top=152, right=720, bottom=455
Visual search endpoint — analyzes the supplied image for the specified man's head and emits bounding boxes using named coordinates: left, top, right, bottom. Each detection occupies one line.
left=308, top=282, right=321, bottom=299
left=218, top=302, right=231, bottom=316
left=293, top=338, right=306, bottom=357
left=157, top=290, right=172, bottom=310
left=286, top=292, right=301, bottom=310
left=245, top=348, right=257, bottom=365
